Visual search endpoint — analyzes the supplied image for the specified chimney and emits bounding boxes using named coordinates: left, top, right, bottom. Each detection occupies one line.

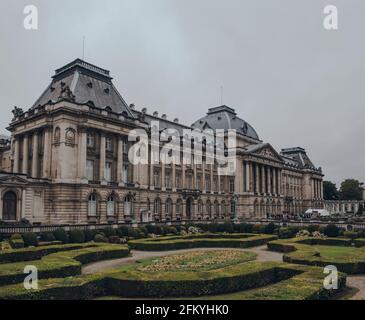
left=153, top=111, right=159, bottom=117
left=174, top=118, right=179, bottom=123
left=129, top=104, right=135, bottom=110
left=161, top=114, right=167, bottom=120
left=141, top=108, right=147, bottom=114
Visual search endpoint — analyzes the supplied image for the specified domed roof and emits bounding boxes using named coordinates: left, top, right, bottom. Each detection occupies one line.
left=191, top=105, right=260, bottom=140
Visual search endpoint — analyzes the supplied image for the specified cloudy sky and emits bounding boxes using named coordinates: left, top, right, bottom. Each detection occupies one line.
left=0, top=0, right=363, bottom=186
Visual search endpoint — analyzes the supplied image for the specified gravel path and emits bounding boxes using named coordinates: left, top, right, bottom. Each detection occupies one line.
left=82, top=245, right=283, bottom=275
left=347, top=276, right=365, bottom=300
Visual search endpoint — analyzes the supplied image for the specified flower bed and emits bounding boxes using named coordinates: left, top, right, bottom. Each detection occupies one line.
left=129, top=233, right=277, bottom=251
left=0, top=244, right=130, bottom=286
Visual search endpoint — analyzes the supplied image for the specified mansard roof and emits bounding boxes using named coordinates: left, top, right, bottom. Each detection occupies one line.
left=280, top=147, right=320, bottom=171
left=32, top=59, right=135, bottom=117
left=191, top=105, right=260, bottom=141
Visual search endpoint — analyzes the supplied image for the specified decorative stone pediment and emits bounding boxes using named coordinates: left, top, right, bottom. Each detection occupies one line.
left=0, top=174, right=29, bottom=185
left=247, top=143, right=283, bottom=162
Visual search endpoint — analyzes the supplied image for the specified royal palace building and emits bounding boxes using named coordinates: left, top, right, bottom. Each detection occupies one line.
left=0, top=59, right=324, bottom=225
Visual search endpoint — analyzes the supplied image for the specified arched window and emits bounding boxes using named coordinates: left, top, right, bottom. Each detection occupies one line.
left=107, top=195, right=115, bottom=216
left=206, top=200, right=212, bottom=218
left=154, top=198, right=162, bottom=217
left=221, top=201, right=227, bottom=217
left=3, top=191, right=17, bottom=221
left=88, top=193, right=97, bottom=216
left=65, top=128, right=76, bottom=145
left=230, top=199, right=236, bottom=217
left=214, top=201, right=220, bottom=218
left=124, top=195, right=133, bottom=217
left=165, top=198, right=173, bottom=220
left=198, top=200, right=203, bottom=216
left=176, top=199, right=182, bottom=216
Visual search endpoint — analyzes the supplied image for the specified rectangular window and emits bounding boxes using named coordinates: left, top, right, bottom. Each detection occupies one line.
left=229, top=178, right=235, bottom=193
left=87, top=133, right=95, bottom=148
left=105, top=162, right=112, bottom=182
left=86, top=160, right=94, bottom=181
left=122, top=164, right=128, bottom=183
left=154, top=169, right=161, bottom=188
left=106, top=137, right=113, bottom=152
left=206, top=176, right=211, bottom=191
left=176, top=173, right=181, bottom=189
left=165, top=172, right=171, bottom=189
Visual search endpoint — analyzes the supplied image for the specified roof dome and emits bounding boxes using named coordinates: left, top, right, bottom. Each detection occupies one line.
left=191, top=105, right=260, bottom=140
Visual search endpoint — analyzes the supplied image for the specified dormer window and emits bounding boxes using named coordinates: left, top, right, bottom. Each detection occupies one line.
left=87, top=82, right=93, bottom=88
left=104, top=88, right=110, bottom=94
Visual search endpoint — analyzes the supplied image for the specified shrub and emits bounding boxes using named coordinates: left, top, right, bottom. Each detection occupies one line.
left=323, top=224, right=339, bottom=238
left=108, top=236, right=121, bottom=244
left=94, top=234, right=107, bottom=243
left=164, top=226, right=178, bottom=235
left=263, top=223, right=276, bottom=234
left=278, top=228, right=297, bottom=239
left=145, top=225, right=157, bottom=234
left=307, top=225, right=320, bottom=234
left=117, top=226, right=129, bottom=237
left=53, top=229, right=68, bottom=244
left=84, top=230, right=97, bottom=242
left=69, top=230, right=86, bottom=244
left=234, top=223, right=253, bottom=234
left=40, top=233, right=56, bottom=242
left=22, top=232, right=38, bottom=247
left=343, top=231, right=359, bottom=240
left=10, top=234, right=22, bottom=241
left=252, top=224, right=262, bottom=234
left=103, top=227, right=116, bottom=238
left=9, top=239, right=24, bottom=249
left=217, top=223, right=234, bottom=233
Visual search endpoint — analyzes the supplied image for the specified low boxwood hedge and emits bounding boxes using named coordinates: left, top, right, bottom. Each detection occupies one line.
left=0, top=244, right=130, bottom=286
left=267, top=237, right=365, bottom=274
left=0, top=260, right=346, bottom=300
left=129, top=234, right=278, bottom=251
left=0, top=243, right=96, bottom=264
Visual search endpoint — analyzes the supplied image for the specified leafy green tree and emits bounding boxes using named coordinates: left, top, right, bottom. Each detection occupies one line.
left=323, top=181, right=339, bottom=200
left=339, top=179, right=363, bottom=200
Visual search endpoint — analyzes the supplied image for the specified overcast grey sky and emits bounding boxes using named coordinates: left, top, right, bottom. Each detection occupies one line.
left=0, top=0, right=363, bottom=186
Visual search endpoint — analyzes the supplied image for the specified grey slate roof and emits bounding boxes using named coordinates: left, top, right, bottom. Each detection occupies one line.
left=280, top=147, right=316, bottom=169
left=191, top=105, right=260, bottom=140
left=32, top=59, right=134, bottom=117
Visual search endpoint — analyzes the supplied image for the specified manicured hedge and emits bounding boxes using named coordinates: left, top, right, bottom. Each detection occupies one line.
left=267, top=237, right=365, bottom=274
left=0, top=243, right=96, bottom=264
left=129, top=234, right=278, bottom=251
left=0, top=261, right=346, bottom=300
left=0, top=244, right=130, bottom=286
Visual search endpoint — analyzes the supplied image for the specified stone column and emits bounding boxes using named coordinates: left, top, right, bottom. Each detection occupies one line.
left=100, top=134, right=106, bottom=184
left=193, top=162, right=197, bottom=189
left=78, top=128, right=87, bottom=183
left=172, top=161, right=176, bottom=191
left=42, top=128, right=51, bottom=179
left=161, top=161, right=166, bottom=190
left=278, top=169, right=282, bottom=195
left=255, top=164, right=260, bottom=194
left=117, top=138, right=124, bottom=186
left=272, top=168, right=276, bottom=195
left=22, top=135, right=29, bottom=175
left=202, top=160, right=206, bottom=193
left=32, top=132, right=39, bottom=178
left=261, top=165, right=266, bottom=194
left=182, top=164, right=186, bottom=189
left=210, top=163, right=214, bottom=192
left=245, top=162, right=250, bottom=192
left=13, top=138, right=19, bottom=173
left=267, top=167, right=272, bottom=195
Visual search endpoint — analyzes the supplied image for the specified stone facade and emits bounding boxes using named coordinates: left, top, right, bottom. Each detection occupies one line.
left=0, top=59, right=324, bottom=225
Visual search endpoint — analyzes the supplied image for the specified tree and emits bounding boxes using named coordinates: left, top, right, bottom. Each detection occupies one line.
left=339, top=179, right=363, bottom=201
left=323, top=181, right=339, bottom=200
